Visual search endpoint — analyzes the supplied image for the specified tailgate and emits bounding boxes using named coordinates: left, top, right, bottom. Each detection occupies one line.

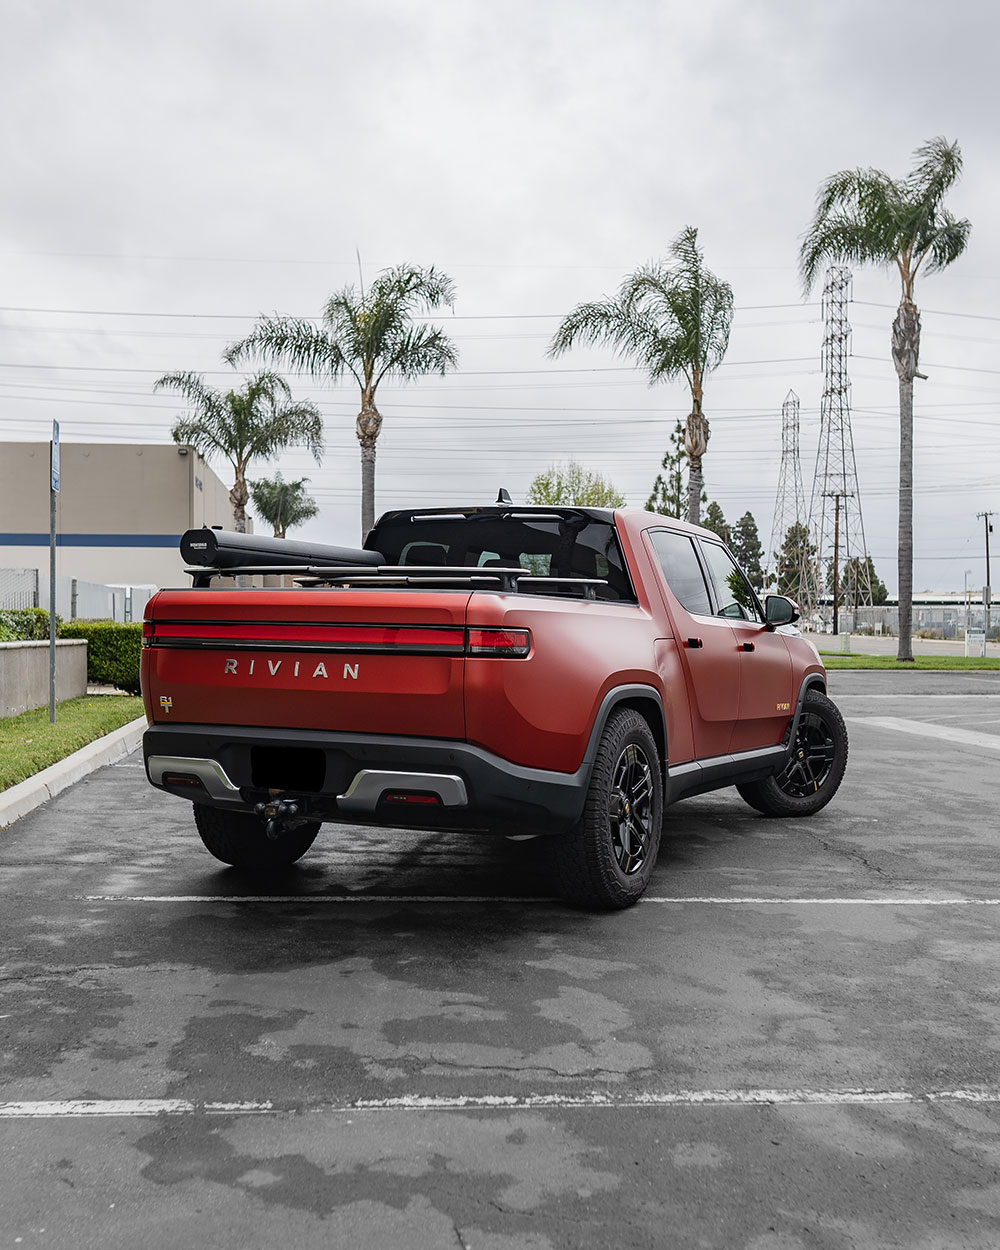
left=142, top=587, right=472, bottom=739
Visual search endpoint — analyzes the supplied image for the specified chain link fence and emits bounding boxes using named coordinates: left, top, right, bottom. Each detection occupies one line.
left=0, top=568, right=40, bottom=609
left=2, top=569, right=132, bottom=620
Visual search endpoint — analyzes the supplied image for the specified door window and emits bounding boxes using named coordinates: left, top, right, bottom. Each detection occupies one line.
left=648, top=530, right=712, bottom=616
left=699, top=542, right=764, bottom=623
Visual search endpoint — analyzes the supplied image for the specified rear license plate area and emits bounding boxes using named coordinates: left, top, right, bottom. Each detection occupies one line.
left=250, top=746, right=326, bottom=793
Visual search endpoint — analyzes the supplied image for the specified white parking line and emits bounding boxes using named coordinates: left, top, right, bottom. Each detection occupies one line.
left=2, top=1088, right=999, bottom=1118
left=74, top=894, right=1000, bottom=906
left=849, top=716, right=1000, bottom=752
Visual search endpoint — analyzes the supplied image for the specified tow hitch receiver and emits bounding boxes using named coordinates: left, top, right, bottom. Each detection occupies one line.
left=254, top=796, right=308, bottom=841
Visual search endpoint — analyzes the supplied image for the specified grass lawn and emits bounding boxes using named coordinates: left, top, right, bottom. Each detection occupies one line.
left=0, top=695, right=144, bottom=792
left=819, top=653, right=1000, bottom=671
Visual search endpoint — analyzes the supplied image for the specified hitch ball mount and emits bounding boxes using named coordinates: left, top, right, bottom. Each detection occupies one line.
left=254, top=797, right=309, bottom=841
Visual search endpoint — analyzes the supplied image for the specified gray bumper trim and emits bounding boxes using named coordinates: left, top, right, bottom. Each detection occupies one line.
left=146, top=755, right=243, bottom=804
left=338, top=770, right=468, bottom=812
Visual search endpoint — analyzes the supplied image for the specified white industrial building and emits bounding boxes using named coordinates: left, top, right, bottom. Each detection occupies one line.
left=0, top=441, right=236, bottom=607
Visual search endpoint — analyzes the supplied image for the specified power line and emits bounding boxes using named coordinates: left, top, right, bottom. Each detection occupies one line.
left=854, top=301, right=1000, bottom=324
left=0, top=301, right=820, bottom=321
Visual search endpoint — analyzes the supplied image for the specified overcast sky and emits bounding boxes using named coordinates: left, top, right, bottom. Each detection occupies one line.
left=1, top=0, right=998, bottom=593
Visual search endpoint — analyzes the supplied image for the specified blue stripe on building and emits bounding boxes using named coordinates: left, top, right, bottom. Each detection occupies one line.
left=0, top=534, right=182, bottom=547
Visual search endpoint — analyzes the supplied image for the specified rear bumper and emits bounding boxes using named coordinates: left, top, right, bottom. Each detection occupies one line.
left=142, top=723, right=590, bottom=835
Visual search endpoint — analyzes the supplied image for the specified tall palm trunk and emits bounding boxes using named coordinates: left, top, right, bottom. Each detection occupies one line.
left=356, top=391, right=383, bottom=538
left=892, top=299, right=920, bottom=663
left=684, top=407, right=709, bottom=526
left=229, top=472, right=249, bottom=534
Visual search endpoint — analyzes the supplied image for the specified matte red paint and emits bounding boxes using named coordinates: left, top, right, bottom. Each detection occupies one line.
left=142, top=510, right=825, bottom=775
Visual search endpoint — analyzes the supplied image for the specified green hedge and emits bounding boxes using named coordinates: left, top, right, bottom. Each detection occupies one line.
left=58, top=620, right=142, bottom=694
left=0, top=607, right=58, bottom=642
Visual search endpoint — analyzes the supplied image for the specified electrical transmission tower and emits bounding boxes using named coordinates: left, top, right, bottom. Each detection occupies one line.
left=769, top=389, right=810, bottom=597
left=806, top=266, right=873, bottom=622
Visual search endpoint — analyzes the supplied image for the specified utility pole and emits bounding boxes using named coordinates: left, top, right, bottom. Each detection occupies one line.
left=49, top=420, right=60, bottom=724
left=978, top=511, right=994, bottom=641
left=823, top=490, right=851, bottom=635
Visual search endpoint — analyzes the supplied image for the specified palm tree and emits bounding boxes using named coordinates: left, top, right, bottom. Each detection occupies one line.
left=249, top=473, right=319, bottom=538
left=225, top=265, right=457, bottom=536
left=549, top=226, right=733, bottom=525
left=154, top=370, right=323, bottom=532
left=800, top=136, right=971, bottom=662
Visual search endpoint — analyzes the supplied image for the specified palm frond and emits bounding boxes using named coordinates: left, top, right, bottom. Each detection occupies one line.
left=245, top=400, right=325, bottom=464
left=799, top=210, right=898, bottom=292
left=225, top=317, right=351, bottom=383
left=921, top=211, right=973, bottom=275
left=908, top=135, right=963, bottom=204
left=547, top=296, right=645, bottom=359
left=374, top=324, right=459, bottom=387
left=550, top=226, right=733, bottom=395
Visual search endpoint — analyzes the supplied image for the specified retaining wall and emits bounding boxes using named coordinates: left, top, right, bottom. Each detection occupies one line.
left=0, top=640, right=88, bottom=718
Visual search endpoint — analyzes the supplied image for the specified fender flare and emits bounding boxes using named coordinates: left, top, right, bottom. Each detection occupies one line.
left=786, top=672, right=827, bottom=747
left=580, top=683, right=668, bottom=784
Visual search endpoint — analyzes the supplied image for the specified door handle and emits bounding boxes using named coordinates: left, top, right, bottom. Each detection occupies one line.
left=741, top=642, right=755, bottom=652
left=685, top=637, right=703, bottom=649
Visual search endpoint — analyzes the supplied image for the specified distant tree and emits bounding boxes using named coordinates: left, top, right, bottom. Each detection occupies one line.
left=646, top=419, right=686, bottom=517
left=776, top=522, right=816, bottom=603
left=249, top=473, right=319, bottom=538
left=549, top=226, right=733, bottom=525
left=225, top=264, right=457, bottom=536
left=828, top=555, right=889, bottom=607
left=731, top=511, right=765, bottom=591
left=702, top=501, right=728, bottom=541
left=800, top=136, right=971, bottom=662
left=527, top=461, right=625, bottom=507
left=155, top=370, right=323, bottom=533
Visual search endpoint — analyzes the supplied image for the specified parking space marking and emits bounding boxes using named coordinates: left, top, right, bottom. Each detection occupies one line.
left=74, top=894, right=1000, bottom=906
left=3, top=1088, right=1000, bottom=1118
left=848, top=716, right=1000, bottom=751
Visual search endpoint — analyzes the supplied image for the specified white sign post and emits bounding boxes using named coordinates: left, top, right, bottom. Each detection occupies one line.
left=49, top=421, right=60, bottom=723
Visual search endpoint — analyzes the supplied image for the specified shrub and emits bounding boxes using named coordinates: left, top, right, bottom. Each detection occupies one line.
left=58, top=620, right=142, bottom=694
left=0, top=607, right=58, bottom=642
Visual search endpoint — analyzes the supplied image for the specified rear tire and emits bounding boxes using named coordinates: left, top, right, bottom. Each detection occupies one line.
left=193, top=804, right=320, bottom=869
left=547, top=708, right=663, bottom=910
left=737, top=689, right=848, bottom=817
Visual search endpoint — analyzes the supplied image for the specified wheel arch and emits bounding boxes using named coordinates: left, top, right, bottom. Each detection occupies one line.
left=787, top=672, right=828, bottom=746
left=586, top=684, right=668, bottom=790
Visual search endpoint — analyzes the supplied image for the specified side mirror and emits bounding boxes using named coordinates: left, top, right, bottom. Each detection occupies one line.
left=765, top=594, right=800, bottom=630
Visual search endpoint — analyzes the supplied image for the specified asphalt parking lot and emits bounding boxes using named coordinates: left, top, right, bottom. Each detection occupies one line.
left=3, top=670, right=1000, bottom=1250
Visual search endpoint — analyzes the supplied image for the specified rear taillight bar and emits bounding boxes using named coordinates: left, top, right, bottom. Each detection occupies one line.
left=143, top=620, right=530, bottom=657
left=467, top=628, right=531, bottom=657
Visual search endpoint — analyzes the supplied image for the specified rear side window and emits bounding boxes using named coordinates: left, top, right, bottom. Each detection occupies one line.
left=648, top=530, right=712, bottom=615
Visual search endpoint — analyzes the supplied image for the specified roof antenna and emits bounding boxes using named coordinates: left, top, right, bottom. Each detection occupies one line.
left=496, top=487, right=512, bottom=504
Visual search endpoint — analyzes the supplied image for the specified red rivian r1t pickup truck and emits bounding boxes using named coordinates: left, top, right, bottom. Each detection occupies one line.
left=141, top=502, right=847, bottom=909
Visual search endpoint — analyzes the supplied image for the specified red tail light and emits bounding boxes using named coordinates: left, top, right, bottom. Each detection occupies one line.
left=144, top=619, right=530, bottom=657
left=467, top=628, right=531, bottom=657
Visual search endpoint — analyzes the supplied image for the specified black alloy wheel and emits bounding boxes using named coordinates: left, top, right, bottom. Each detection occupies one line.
left=609, top=743, right=656, bottom=875
left=737, top=689, right=848, bottom=818
left=774, top=707, right=837, bottom=797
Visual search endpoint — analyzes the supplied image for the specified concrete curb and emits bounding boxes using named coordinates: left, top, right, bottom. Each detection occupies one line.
left=0, top=716, right=147, bottom=831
